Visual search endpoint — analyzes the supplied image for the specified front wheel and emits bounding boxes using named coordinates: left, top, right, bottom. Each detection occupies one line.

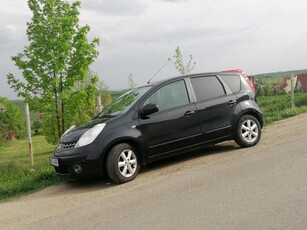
left=235, top=115, right=261, bottom=148
left=106, top=143, right=140, bottom=184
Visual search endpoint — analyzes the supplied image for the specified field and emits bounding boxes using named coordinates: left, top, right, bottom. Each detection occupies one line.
left=257, top=93, right=307, bottom=124
left=0, top=136, right=59, bottom=201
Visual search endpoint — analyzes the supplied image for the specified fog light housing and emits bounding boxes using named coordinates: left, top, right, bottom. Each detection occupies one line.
left=73, top=165, right=82, bottom=174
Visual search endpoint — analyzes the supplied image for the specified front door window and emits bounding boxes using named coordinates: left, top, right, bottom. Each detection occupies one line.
left=144, top=80, right=189, bottom=112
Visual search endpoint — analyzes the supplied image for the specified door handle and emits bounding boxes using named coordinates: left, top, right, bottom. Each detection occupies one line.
left=184, top=111, right=195, bottom=116
left=228, top=100, right=236, bottom=105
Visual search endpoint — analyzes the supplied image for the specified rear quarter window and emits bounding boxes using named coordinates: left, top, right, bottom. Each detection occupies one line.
left=220, top=74, right=241, bottom=93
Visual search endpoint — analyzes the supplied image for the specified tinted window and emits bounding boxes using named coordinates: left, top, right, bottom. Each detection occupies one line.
left=144, top=80, right=189, bottom=112
left=221, top=74, right=240, bottom=93
left=191, top=76, right=225, bottom=101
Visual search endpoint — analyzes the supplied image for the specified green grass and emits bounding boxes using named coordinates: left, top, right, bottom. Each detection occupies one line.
left=0, top=136, right=59, bottom=201
left=258, top=93, right=307, bottom=125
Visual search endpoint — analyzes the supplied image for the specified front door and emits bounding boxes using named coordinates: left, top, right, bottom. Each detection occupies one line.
left=137, top=80, right=201, bottom=158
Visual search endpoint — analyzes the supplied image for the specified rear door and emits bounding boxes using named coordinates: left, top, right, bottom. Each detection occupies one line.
left=190, top=75, right=238, bottom=141
left=138, top=79, right=201, bottom=158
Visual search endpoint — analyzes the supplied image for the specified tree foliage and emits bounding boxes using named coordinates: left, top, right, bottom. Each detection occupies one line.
left=7, top=0, right=100, bottom=144
left=0, top=97, right=25, bottom=145
left=173, top=46, right=196, bottom=75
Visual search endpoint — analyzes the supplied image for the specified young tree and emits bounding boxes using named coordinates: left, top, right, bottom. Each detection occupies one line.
left=7, top=0, right=99, bottom=144
left=128, top=73, right=136, bottom=89
left=173, top=46, right=196, bottom=75
left=0, top=97, right=25, bottom=145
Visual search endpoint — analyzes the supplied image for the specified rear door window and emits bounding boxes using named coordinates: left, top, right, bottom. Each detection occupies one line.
left=191, top=76, right=226, bottom=101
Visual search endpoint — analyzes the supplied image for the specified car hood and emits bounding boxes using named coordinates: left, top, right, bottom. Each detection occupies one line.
left=60, top=118, right=110, bottom=143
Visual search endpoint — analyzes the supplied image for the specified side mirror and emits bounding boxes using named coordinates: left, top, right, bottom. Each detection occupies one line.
left=140, top=103, right=159, bottom=118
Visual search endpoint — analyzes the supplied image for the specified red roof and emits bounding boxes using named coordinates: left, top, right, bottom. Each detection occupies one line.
left=274, top=82, right=287, bottom=90
left=297, top=74, right=307, bottom=92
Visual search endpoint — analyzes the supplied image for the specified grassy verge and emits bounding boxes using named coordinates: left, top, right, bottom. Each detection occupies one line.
left=0, top=136, right=59, bottom=201
left=257, top=93, right=307, bottom=125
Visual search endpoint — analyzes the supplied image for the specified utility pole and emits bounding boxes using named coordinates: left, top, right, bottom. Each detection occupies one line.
left=291, top=73, right=294, bottom=111
left=97, top=94, right=102, bottom=113
left=25, top=103, right=34, bottom=166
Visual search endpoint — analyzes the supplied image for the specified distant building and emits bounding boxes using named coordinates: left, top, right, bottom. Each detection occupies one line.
left=284, top=76, right=297, bottom=93
left=274, top=76, right=298, bottom=93
left=297, top=74, right=307, bottom=93
left=274, top=82, right=287, bottom=91
left=0, top=103, right=7, bottom=111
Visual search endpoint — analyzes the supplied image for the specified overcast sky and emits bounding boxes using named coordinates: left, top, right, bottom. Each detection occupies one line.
left=1, top=0, right=307, bottom=99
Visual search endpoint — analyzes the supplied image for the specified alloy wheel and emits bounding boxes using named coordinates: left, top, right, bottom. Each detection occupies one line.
left=241, top=119, right=259, bottom=143
left=117, top=149, right=138, bottom=177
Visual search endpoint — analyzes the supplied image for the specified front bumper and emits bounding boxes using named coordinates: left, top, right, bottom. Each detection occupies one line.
left=50, top=153, right=103, bottom=178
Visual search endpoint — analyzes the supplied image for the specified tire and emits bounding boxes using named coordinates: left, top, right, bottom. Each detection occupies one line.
left=106, top=143, right=140, bottom=184
left=235, top=115, right=261, bottom=148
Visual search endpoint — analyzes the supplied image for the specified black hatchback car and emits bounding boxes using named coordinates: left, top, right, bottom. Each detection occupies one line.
left=50, top=69, right=263, bottom=184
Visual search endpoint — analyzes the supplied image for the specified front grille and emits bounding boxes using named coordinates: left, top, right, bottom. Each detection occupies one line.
left=60, top=142, right=77, bottom=150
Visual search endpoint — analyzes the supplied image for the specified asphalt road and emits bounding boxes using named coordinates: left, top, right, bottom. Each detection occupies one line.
left=1, top=114, right=307, bottom=230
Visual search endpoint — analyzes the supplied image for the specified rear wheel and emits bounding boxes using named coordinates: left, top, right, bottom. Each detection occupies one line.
left=106, top=143, right=140, bottom=184
left=235, top=115, right=261, bottom=147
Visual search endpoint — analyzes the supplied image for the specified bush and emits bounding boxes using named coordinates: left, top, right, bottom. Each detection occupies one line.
left=0, top=97, right=25, bottom=145
left=32, top=120, right=43, bottom=135
left=256, top=86, right=285, bottom=96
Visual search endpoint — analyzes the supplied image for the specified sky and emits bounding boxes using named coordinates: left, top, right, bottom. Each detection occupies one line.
left=1, top=0, right=307, bottom=99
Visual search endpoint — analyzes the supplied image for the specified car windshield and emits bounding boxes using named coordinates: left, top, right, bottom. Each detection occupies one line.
left=97, top=86, right=152, bottom=118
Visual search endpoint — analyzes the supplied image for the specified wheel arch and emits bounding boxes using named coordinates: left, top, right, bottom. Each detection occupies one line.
left=237, top=109, right=264, bottom=128
left=102, top=137, right=146, bottom=174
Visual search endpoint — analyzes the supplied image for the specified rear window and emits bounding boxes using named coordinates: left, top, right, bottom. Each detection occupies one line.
left=221, top=74, right=241, bottom=93
left=191, top=76, right=226, bottom=101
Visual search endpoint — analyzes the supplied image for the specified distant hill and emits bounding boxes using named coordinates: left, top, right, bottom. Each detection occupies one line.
left=255, top=69, right=307, bottom=86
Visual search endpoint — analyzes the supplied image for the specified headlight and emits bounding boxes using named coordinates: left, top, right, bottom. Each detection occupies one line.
left=61, top=125, right=75, bottom=138
left=75, top=123, right=106, bottom=148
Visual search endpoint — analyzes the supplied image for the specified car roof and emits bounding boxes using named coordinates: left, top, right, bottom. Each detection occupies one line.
left=145, top=71, right=240, bottom=87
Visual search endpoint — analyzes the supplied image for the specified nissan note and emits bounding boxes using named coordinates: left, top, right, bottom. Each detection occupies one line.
left=50, top=70, right=263, bottom=184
